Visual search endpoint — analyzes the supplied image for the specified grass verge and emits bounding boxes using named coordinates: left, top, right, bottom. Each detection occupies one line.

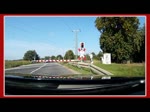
left=5, top=60, right=32, bottom=69
left=60, top=62, right=97, bottom=75
left=94, top=60, right=145, bottom=77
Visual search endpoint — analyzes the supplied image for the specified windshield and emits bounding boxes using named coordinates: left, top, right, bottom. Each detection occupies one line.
left=4, top=16, right=146, bottom=95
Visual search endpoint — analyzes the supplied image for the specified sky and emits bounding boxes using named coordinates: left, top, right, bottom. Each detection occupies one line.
left=4, top=16, right=145, bottom=60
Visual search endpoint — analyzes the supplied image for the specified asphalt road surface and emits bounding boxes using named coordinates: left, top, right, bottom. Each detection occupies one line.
left=5, top=63, right=79, bottom=76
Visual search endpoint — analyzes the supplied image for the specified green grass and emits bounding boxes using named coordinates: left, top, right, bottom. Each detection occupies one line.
left=5, top=60, right=32, bottom=69
left=60, top=62, right=96, bottom=75
left=94, top=60, right=145, bottom=77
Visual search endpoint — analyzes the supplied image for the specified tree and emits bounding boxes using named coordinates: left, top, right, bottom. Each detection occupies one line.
left=45, top=56, right=50, bottom=60
left=91, top=52, right=96, bottom=57
left=40, top=58, right=45, bottom=60
left=23, top=50, right=40, bottom=61
left=51, top=55, right=56, bottom=60
left=97, top=51, right=103, bottom=59
left=91, top=52, right=97, bottom=59
left=64, top=50, right=75, bottom=60
left=95, top=17, right=141, bottom=63
left=85, top=54, right=90, bottom=60
left=132, top=24, right=145, bottom=62
left=56, top=55, right=63, bottom=60
left=140, top=24, right=145, bottom=62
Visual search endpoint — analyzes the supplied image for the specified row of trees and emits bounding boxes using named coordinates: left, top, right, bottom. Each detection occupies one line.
left=23, top=50, right=75, bottom=61
left=95, top=17, right=145, bottom=63
left=41, top=55, right=63, bottom=60
left=23, top=50, right=64, bottom=61
left=23, top=49, right=103, bottom=61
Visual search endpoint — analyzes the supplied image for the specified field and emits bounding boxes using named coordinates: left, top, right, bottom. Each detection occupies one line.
left=5, top=60, right=32, bottom=69
left=94, top=60, right=145, bottom=77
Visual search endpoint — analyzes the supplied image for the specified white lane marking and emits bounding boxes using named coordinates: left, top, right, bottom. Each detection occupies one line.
left=30, top=63, right=48, bottom=74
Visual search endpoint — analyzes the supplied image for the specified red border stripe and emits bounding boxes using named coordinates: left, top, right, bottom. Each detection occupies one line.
left=1, top=14, right=148, bottom=98
left=0, top=14, right=4, bottom=98
left=146, top=14, right=150, bottom=97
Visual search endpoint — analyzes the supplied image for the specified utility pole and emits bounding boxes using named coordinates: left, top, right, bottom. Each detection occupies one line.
left=72, top=29, right=80, bottom=59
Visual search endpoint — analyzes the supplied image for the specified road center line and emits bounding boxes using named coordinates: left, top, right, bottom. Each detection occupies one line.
left=30, top=63, right=48, bottom=74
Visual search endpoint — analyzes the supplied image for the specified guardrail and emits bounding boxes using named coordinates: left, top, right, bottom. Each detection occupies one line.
left=69, top=61, right=114, bottom=76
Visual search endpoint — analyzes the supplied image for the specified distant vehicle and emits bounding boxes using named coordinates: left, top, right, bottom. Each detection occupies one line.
left=45, top=60, right=49, bottom=63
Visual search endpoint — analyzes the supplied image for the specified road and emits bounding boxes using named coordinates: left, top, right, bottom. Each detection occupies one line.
left=5, top=63, right=79, bottom=76
left=5, top=63, right=145, bottom=95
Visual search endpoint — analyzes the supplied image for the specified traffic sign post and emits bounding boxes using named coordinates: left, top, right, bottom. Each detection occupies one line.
left=78, top=42, right=86, bottom=62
